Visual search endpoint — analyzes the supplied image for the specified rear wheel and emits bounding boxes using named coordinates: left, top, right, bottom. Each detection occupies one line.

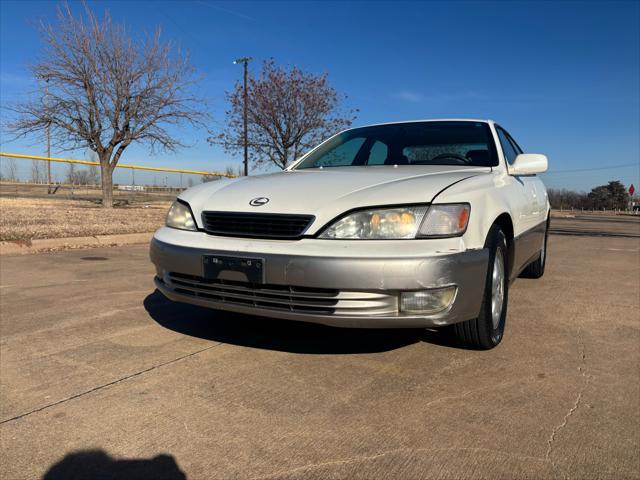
left=451, top=225, right=508, bottom=349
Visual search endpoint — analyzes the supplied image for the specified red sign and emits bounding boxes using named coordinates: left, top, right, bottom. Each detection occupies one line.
left=630, top=184, right=635, bottom=196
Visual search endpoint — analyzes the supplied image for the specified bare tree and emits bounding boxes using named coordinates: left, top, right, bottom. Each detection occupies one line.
left=87, top=165, right=100, bottom=185
left=201, top=173, right=221, bottom=183
left=31, top=160, right=45, bottom=183
left=65, top=162, right=77, bottom=184
left=84, top=149, right=100, bottom=185
left=76, top=168, right=96, bottom=185
left=2, top=158, right=19, bottom=181
left=224, top=165, right=243, bottom=177
left=212, top=60, right=357, bottom=170
left=7, top=3, right=207, bottom=207
left=200, top=164, right=239, bottom=183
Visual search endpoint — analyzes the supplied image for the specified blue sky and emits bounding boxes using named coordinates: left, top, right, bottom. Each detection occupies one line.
left=1, top=0, right=638, bottom=191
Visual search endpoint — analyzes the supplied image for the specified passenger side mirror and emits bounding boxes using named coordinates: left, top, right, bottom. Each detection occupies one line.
left=509, top=153, right=548, bottom=175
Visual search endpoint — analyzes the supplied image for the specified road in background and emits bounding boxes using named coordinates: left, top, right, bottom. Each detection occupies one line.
left=551, top=212, right=640, bottom=237
left=1, top=215, right=639, bottom=479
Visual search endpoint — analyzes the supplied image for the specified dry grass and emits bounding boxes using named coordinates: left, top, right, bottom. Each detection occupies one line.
left=0, top=197, right=170, bottom=241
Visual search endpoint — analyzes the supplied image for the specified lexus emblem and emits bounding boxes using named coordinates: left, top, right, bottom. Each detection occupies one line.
left=249, top=197, right=269, bottom=207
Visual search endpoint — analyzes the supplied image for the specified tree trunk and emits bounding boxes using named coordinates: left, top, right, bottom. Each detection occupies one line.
left=100, top=161, right=113, bottom=208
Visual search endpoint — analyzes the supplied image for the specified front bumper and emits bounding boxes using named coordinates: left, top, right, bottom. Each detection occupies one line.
left=150, top=232, right=489, bottom=328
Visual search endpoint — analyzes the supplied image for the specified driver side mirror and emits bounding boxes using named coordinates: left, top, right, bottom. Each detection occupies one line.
left=509, top=153, right=548, bottom=175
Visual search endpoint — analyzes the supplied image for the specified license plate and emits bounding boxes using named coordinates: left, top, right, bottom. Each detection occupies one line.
left=203, top=255, right=264, bottom=284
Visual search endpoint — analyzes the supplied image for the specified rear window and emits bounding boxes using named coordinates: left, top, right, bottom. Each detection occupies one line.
left=295, top=121, right=498, bottom=169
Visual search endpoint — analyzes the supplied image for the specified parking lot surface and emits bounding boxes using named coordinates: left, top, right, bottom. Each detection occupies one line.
left=1, top=215, right=639, bottom=479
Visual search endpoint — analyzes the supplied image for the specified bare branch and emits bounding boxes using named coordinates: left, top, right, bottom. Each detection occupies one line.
left=6, top=1, right=208, bottom=206
left=211, top=60, right=357, bottom=170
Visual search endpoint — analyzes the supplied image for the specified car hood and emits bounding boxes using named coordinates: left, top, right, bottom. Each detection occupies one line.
left=180, top=165, right=490, bottom=234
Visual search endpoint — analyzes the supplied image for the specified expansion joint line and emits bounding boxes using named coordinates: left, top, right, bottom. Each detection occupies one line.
left=0, top=343, right=221, bottom=425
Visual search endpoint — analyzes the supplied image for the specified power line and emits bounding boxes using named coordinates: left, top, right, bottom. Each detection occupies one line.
left=544, top=162, right=638, bottom=175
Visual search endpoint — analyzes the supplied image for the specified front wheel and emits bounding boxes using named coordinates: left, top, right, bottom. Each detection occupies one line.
left=451, top=225, right=508, bottom=349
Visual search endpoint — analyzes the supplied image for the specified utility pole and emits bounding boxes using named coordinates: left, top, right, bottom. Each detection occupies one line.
left=45, top=77, right=52, bottom=193
left=234, top=57, right=252, bottom=176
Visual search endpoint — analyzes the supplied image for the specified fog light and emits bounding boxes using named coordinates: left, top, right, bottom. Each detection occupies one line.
left=400, top=287, right=457, bottom=314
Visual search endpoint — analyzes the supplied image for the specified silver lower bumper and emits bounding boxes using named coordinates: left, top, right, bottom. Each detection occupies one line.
left=150, top=238, right=489, bottom=328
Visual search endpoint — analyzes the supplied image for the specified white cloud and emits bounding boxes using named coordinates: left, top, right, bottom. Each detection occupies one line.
left=392, top=90, right=489, bottom=103
left=392, top=91, right=425, bottom=103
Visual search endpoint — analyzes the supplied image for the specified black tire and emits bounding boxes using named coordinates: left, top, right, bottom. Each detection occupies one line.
left=451, top=225, right=508, bottom=350
left=520, top=216, right=550, bottom=279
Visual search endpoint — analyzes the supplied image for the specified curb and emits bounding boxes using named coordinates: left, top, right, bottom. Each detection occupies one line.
left=0, top=232, right=154, bottom=255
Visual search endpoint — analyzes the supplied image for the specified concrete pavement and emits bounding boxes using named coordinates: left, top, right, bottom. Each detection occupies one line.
left=1, top=215, right=639, bottom=479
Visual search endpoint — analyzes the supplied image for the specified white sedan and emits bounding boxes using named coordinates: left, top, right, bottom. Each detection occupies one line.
left=150, top=119, right=549, bottom=349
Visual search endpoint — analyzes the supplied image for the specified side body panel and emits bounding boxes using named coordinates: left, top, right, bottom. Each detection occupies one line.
left=436, top=121, right=549, bottom=279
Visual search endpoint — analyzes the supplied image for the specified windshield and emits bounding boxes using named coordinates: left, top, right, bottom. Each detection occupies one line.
left=294, top=121, right=498, bottom=169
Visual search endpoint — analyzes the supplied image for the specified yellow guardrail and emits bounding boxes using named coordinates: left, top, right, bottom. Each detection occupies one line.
left=0, top=180, right=182, bottom=191
left=0, top=152, right=235, bottom=177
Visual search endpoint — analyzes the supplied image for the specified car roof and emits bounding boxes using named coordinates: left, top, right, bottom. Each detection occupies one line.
left=353, top=119, right=494, bottom=129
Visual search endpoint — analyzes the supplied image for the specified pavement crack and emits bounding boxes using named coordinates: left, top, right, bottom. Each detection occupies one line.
left=422, top=379, right=516, bottom=408
left=0, top=342, right=222, bottom=425
left=253, top=446, right=549, bottom=479
left=253, top=450, right=395, bottom=479
left=545, top=391, right=584, bottom=471
left=545, top=330, right=590, bottom=477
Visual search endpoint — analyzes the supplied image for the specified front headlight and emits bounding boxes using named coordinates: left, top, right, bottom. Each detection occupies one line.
left=320, top=206, right=429, bottom=239
left=166, top=200, right=197, bottom=231
left=320, top=203, right=470, bottom=239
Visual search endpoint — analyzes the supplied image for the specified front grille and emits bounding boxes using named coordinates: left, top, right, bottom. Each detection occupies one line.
left=168, top=273, right=338, bottom=314
left=201, top=211, right=314, bottom=239
left=165, top=273, right=398, bottom=316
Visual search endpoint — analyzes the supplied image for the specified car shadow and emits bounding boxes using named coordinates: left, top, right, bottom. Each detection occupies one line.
left=42, top=449, right=186, bottom=480
left=144, top=290, right=459, bottom=354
